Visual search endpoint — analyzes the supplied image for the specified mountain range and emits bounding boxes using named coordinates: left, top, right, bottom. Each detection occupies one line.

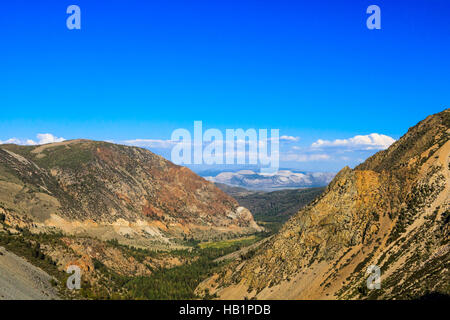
left=204, top=170, right=335, bottom=191
left=0, top=109, right=448, bottom=300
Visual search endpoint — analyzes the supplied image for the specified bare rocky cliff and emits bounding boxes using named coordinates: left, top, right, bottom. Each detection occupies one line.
left=0, top=140, right=261, bottom=247
left=197, top=109, right=450, bottom=300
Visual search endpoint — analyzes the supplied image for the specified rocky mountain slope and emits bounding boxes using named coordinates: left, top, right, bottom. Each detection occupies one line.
left=0, top=140, right=261, bottom=247
left=197, top=109, right=450, bottom=300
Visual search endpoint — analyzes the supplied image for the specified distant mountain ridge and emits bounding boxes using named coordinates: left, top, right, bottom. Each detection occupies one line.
left=204, top=170, right=335, bottom=191
left=197, top=108, right=450, bottom=300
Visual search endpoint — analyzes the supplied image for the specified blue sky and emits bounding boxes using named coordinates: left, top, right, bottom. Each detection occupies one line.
left=1, top=0, right=449, bottom=172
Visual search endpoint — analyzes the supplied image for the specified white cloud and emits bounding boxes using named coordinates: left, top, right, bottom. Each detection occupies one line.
left=25, top=139, right=38, bottom=145
left=311, top=133, right=395, bottom=151
left=0, top=134, right=65, bottom=146
left=0, top=138, right=22, bottom=145
left=280, top=135, right=300, bottom=142
left=124, top=139, right=176, bottom=149
left=124, top=134, right=299, bottom=150
left=36, top=133, right=65, bottom=144
left=282, top=153, right=330, bottom=162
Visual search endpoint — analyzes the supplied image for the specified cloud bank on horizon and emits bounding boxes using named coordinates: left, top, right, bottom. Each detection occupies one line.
left=0, top=132, right=395, bottom=172
left=125, top=132, right=396, bottom=171
left=311, top=133, right=396, bottom=150
left=0, top=133, right=65, bottom=146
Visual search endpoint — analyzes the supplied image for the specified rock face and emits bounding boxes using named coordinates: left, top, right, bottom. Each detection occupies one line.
left=0, top=246, right=60, bottom=300
left=0, top=140, right=261, bottom=246
left=197, top=109, right=450, bottom=300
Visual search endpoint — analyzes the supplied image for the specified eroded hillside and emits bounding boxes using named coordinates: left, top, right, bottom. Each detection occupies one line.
left=197, top=109, right=450, bottom=300
left=0, top=140, right=261, bottom=247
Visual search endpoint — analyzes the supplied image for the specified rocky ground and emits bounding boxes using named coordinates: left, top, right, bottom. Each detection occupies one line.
left=0, top=246, right=60, bottom=300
